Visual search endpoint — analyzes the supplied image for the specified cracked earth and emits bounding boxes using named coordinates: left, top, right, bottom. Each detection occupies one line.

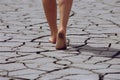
left=0, top=0, right=120, bottom=80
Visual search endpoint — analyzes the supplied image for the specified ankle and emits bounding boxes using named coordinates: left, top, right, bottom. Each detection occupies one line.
left=51, top=28, right=57, bottom=35
left=58, top=28, right=66, bottom=34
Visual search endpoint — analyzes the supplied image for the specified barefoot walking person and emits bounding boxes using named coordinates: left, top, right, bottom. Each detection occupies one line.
left=42, top=0, right=73, bottom=50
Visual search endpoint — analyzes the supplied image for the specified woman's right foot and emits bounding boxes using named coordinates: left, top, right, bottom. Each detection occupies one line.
left=56, top=30, right=67, bottom=50
left=49, top=36, right=56, bottom=44
left=49, top=29, right=57, bottom=44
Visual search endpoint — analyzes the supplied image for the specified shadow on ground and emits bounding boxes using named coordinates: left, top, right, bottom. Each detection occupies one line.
left=69, top=44, right=120, bottom=58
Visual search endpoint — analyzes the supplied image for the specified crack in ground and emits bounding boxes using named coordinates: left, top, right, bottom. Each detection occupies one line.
left=83, top=55, right=94, bottom=63
left=34, top=66, right=70, bottom=80
left=11, top=42, right=26, bottom=50
left=5, top=54, right=30, bottom=61
left=31, top=35, right=50, bottom=42
left=111, top=51, right=120, bottom=58
left=2, top=37, right=13, bottom=42
left=54, top=74, right=79, bottom=80
left=0, top=61, right=16, bottom=64
left=0, top=74, right=30, bottom=80
left=99, top=74, right=104, bottom=80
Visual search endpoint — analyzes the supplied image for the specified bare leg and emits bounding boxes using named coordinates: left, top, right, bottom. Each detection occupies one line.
left=56, top=0, right=73, bottom=50
left=42, top=0, right=57, bottom=44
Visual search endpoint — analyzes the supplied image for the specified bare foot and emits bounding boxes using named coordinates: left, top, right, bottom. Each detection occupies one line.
left=49, top=29, right=57, bottom=44
left=56, top=30, right=67, bottom=50
left=49, top=37, right=56, bottom=44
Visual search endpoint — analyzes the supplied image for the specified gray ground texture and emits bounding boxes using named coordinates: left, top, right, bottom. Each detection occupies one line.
left=0, top=0, right=120, bottom=80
